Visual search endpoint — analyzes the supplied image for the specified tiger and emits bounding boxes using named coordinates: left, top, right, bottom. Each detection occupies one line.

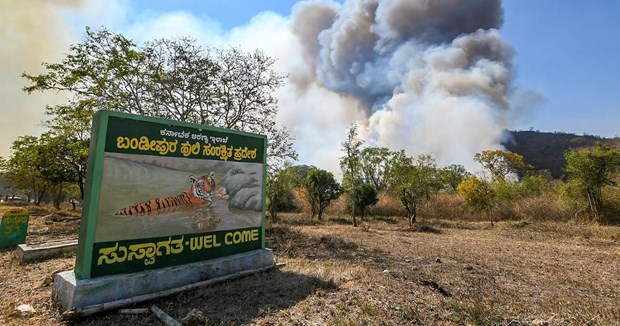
left=114, top=171, right=216, bottom=216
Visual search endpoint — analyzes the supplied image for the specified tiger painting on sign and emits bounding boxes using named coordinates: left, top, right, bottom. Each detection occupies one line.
left=114, top=172, right=216, bottom=216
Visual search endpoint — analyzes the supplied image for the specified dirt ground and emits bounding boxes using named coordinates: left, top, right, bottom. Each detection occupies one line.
left=1, top=204, right=620, bottom=325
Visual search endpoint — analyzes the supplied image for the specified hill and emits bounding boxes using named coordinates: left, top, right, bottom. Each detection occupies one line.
left=503, top=130, right=620, bottom=179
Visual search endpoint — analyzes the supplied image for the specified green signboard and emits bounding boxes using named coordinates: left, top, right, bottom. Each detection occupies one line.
left=75, top=111, right=267, bottom=279
left=0, top=208, right=29, bottom=248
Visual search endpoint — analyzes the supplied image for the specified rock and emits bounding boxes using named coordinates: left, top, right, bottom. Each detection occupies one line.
left=16, top=304, right=35, bottom=316
left=229, top=187, right=262, bottom=211
left=218, top=167, right=264, bottom=211
left=218, top=168, right=260, bottom=198
left=435, top=258, right=442, bottom=263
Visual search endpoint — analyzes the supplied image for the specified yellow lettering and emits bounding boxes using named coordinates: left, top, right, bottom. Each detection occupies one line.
left=170, top=236, right=184, bottom=254
left=203, top=235, right=213, bottom=248
left=190, top=236, right=203, bottom=250
left=156, top=238, right=172, bottom=255
left=138, top=136, right=150, bottom=150
left=181, top=141, right=193, bottom=157
left=129, top=137, right=139, bottom=149
left=214, top=234, right=221, bottom=247
left=117, top=136, right=126, bottom=149
left=97, top=242, right=119, bottom=265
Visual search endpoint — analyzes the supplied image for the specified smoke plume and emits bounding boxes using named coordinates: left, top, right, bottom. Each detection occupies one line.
left=0, top=0, right=87, bottom=158
left=288, top=0, right=516, bottom=169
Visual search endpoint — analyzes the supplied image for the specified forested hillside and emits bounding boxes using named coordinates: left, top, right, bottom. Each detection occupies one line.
left=504, top=130, right=620, bottom=178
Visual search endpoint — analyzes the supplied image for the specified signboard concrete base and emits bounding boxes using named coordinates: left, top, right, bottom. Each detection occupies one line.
left=53, top=249, right=273, bottom=315
left=16, top=239, right=78, bottom=264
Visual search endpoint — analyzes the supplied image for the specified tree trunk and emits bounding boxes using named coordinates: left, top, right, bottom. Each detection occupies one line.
left=36, top=189, right=46, bottom=206
left=351, top=199, right=358, bottom=226
left=408, top=204, right=417, bottom=227
left=488, top=207, right=494, bottom=226
left=54, top=190, right=62, bottom=210
left=587, top=190, right=602, bottom=220
left=269, top=207, right=277, bottom=222
left=351, top=192, right=357, bottom=227
left=78, top=172, right=85, bottom=200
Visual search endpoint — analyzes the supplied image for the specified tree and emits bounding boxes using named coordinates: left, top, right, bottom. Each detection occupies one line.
left=266, top=162, right=296, bottom=222
left=0, top=158, right=19, bottom=201
left=387, top=154, right=442, bottom=226
left=4, top=136, right=48, bottom=204
left=340, top=124, right=364, bottom=226
left=37, top=134, right=78, bottom=209
left=302, top=169, right=342, bottom=220
left=348, top=183, right=378, bottom=218
left=286, top=164, right=316, bottom=187
left=564, top=143, right=620, bottom=220
left=440, top=164, right=471, bottom=192
left=457, top=176, right=496, bottom=225
left=3, top=134, right=80, bottom=208
left=359, top=147, right=392, bottom=191
left=22, top=27, right=297, bottom=165
left=474, top=150, right=529, bottom=182
left=44, top=103, right=91, bottom=199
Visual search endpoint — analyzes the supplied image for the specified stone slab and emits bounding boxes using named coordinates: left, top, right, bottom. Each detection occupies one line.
left=16, top=239, right=78, bottom=263
left=53, top=248, right=273, bottom=313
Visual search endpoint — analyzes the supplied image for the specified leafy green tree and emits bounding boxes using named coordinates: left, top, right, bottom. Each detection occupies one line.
left=348, top=183, right=378, bottom=218
left=474, top=150, right=530, bottom=182
left=387, top=154, right=442, bottom=226
left=457, top=176, right=496, bottom=225
left=303, top=169, right=342, bottom=220
left=37, top=134, right=78, bottom=209
left=3, top=133, right=84, bottom=207
left=22, top=27, right=296, bottom=164
left=440, top=164, right=471, bottom=192
left=564, top=143, right=620, bottom=220
left=359, top=147, right=391, bottom=191
left=4, top=136, right=48, bottom=204
left=266, top=162, right=296, bottom=222
left=286, top=164, right=316, bottom=187
left=340, top=124, right=364, bottom=226
left=0, top=158, right=19, bottom=200
left=44, top=103, right=91, bottom=199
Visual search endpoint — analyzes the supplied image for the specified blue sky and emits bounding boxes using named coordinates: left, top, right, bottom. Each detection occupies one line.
left=2, top=0, right=619, bottom=170
left=502, top=1, right=620, bottom=137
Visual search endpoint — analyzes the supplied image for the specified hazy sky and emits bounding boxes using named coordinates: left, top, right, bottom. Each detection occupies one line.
left=1, top=0, right=618, bottom=173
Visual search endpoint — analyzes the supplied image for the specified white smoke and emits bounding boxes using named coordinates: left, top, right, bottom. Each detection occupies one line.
left=0, top=0, right=78, bottom=158
left=0, top=0, right=126, bottom=158
left=288, top=0, right=519, bottom=171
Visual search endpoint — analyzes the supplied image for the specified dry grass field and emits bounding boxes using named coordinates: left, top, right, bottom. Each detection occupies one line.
left=1, top=204, right=620, bottom=325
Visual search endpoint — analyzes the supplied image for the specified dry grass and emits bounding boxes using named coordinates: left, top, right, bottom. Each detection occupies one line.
left=1, top=204, right=620, bottom=325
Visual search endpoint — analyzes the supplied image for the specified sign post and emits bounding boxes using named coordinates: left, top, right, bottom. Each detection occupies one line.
left=54, top=110, right=272, bottom=314
left=0, top=208, right=29, bottom=248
